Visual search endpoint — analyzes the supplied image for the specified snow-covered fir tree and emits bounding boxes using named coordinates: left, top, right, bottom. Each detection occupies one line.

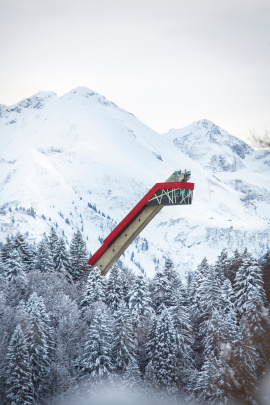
left=150, top=264, right=176, bottom=314
left=112, top=300, right=137, bottom=375
left=3, top=248, right=27, bottom=287
left=121, top=266, right=135, bottom=305
left=81, top=266, right=105, bottom=312
left=145, top=307, right=178, bottom=395
left=3, top=248, right=28, bottom=305
left=234, top=252, right=267, bottom=337
left=69, top=230, right=88, bottom=281
left=194, top=307, right=238, bottom=404
left=164, top=258, right=184, bottom=304
left=25, top=292, right=52, bottom=399
left=227, top=249, right=243, bottom=284
left=5, top=325, right=34, bottom=405
left=196, top=262, right=223, bottom=320
left=53, top=237, right=72, bottom=281
left=34, top=239, right=54, bottom=273
left=1, top=236, right=14, bottom=264
left=13, top=232, right=33, bottom=272
left=189, top=257, right=213, bottom=370
left=261, top=252, right=270, bottom=305
left=128, top=274, right=151, bottom=319
left=47, top=227, right=59, bottom=261
left=128, top=274, right=152, bottom=372
left=169, top=287, right=194, bottom=390
left=195, top=348, right=227, bottom=404
left=78, top=304, right=113, bottom=390
left=233, top=252, right=269, bottom=399
left=0, top=256, right=7, bottom=288
left=106, top=264, right=124, bottom=313
left=214, top=248, right=230, bottom=283
left=121, top=356, right=141, bottom=391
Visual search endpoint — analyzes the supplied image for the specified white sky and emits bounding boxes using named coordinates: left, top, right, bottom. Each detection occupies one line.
left=0, top=0, right=270, bottom=140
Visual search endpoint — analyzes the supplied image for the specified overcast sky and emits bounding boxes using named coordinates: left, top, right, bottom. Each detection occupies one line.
left=0, top=0, right=269, bottom=140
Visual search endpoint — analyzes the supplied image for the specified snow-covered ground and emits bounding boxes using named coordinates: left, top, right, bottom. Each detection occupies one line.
left=1, top=87, right=270, bottom=277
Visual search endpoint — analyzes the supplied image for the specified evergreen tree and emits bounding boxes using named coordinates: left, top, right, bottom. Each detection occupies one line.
left=196, top=263, right=223, bottom=320
left=0, top=255, right=7, bottom=289
left=122, top=356, right=141, bottom=390
left=195, top=307, right=238, bottom=404
left=112, top=300, right=136, bottom=375
left=142, top=311, right=157, bottom=374
left=128, top=274, right=151, bottom=319
left=128, top=274, right=152, bottom=372
left=227, top=249, right=243, bottom=284
left=145, top=308, right=178, bottom=394
left=189, top=257, right=210, bottom=323
left=219, top=279, right=239, bottom=353
left=121, top=266, right=135, bottom=305
left=35, top=239, right=54, bottom=273
left=261, top=252, right=270, bottom=305
left=78, top=304, right=113, bottom=389
left=164, top=258, right=181, bottom=289
left=25, top=293, right=52, bottom=399
left=69, top=230, right=88, bottom=281
left=233, top=321, right=259, bottom=402
left=1, top=235, right=14, bottom=264
left=221, top=278, right=236, bottom=313
left=233, top=252, right=268, bottom=397
left=164, top=258, right=187, bottom=307
left=214, top=248, right=230, bottom=282
left=260, top=252, right=270, bottom=368
left=170, top=296, right=194, bottom=389
left=54, top=238, right=72, bottom=281
left=81, top=267, right=105, bottom=311
left=13, top=232, right=33, bottom=272
left=195, top=349, right=226, bottom=404
left=106, top=265, right=124, bottom=313
left=4, top=248, right=27, bottom=286
left=189, top=258, right=219, bottom=370
left=5, top=325, right=34, bottom=405
left=4, top=248, right=28, bottom=305
left=150, top=266, right=175, bottom=314
left=48, top=227, right=59, bottom=262
left=234, top=252, right=267, bottom=337
left=47, top=294, right=84, bottom=400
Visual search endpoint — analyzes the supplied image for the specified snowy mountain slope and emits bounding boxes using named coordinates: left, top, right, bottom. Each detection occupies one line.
left=0, top=87, right=270, bottom=277
left=166, top=119, right=253, bottom=172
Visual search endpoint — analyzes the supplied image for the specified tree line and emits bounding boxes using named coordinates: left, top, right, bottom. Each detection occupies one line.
left=0, top=229, right=269, bottom=404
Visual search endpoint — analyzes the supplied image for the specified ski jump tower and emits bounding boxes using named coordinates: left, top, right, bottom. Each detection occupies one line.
left=88, top=171, right=194, bottom=275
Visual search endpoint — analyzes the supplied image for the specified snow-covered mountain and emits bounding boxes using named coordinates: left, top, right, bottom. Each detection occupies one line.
left=1, top=87, right=270, bottom=277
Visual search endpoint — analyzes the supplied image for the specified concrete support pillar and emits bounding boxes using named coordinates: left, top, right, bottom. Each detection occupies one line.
left=93, top=204, right=163, bottom=275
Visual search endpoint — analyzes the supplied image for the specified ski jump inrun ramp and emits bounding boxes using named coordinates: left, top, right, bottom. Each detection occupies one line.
left=87, top=171, right=195, bottom=275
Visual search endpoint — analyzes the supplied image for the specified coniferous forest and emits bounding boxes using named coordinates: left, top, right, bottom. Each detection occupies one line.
left=0, top=229, right=270, bottom=405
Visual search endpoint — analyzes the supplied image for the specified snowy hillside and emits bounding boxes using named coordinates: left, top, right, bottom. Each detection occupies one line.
left=1, top=87, right=270, bottom=276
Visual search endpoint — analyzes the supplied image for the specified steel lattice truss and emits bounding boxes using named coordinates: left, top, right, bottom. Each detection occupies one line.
left=147, top=188, right=193, bottom=205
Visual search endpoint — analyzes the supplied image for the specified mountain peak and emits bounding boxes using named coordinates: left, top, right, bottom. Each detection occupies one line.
left=5, top=91, right=56, bottom=113
left=165, top=119, right=253, bottom=172
left=32, top=91, right=57, bottom=99
left=194, top=118, right=220, bottom=130
left=69, top=86, right=98, bottom=96
left=166, top=119, right=222, bottom=140
left=62, top=86, right=120, bottom=110
left=194, top=118, right=214, bottom=125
